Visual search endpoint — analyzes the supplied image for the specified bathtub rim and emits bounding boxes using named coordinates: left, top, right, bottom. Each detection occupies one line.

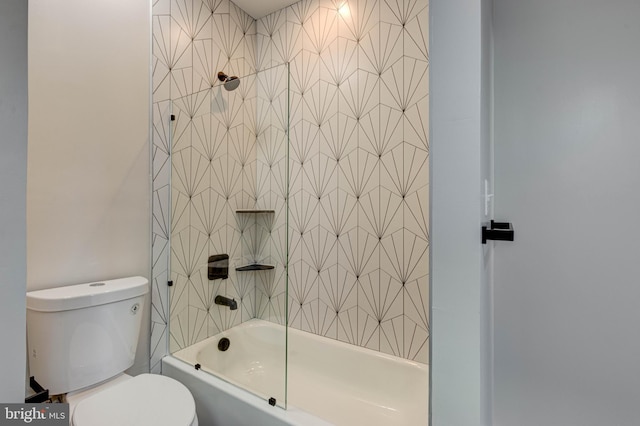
left=173, top=318, right=429, bottom=371
left=169, top=319, right=429, bottom=425
left=162, top=355, right=334, bottom=426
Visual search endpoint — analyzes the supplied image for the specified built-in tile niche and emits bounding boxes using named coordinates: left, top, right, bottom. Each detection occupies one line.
left=235, top=209, right=283, bottom=324
left=235, top=210, right=275, bottom=271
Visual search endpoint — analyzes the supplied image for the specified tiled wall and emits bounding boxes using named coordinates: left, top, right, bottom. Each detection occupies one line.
left=253, top=66, right=289, bottom=324
left=150, top=0, right=429, bottom=371
left=257, top=0, right=429, bottom=362
left=150, top=0, right=260, bottom=372
left=167, top=65, right=288, bottom=356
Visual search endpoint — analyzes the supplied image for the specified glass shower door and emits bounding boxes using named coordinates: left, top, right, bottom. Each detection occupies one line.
left=167, top=63, right=289, bottom=408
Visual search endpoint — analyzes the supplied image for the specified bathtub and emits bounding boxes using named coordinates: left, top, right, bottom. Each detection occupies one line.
left=163, top=319, right=428, bottom=426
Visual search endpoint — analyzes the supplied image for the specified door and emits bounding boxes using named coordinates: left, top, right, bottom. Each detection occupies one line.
left=492, top=1, right=640, bottom=425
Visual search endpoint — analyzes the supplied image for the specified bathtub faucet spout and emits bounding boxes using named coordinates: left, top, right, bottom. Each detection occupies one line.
left=215, top=295, right=238, bottom=310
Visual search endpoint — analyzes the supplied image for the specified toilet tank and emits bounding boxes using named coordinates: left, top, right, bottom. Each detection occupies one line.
left=27, top=276, right=148, bottom=395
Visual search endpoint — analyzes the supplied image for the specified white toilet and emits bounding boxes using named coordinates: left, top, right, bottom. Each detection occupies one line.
left=26, top=276, right=198, bottom=426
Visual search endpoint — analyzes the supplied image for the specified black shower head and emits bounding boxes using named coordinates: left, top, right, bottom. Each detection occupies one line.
left=217, top=71, right=240, bottom=91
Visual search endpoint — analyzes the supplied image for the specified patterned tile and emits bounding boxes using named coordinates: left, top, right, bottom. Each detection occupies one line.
left=151, top=0, right=429, bottom=373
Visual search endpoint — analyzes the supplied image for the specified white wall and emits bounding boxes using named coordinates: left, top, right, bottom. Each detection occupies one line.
left=493, top=0, right=640, bottom=424
left=0, top=0, right=28, bottom=403
left=28, top=0, right=151, bottom=374
left=479, top=0, right=494, bottom=424
left=430, top=0, right=492, bottom=423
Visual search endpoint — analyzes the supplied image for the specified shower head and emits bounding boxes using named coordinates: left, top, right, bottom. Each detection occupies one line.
left=217, top=71, right=240, bottom=91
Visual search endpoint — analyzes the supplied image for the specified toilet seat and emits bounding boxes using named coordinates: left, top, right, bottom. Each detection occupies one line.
left=72, top=374, right=197, bottom=426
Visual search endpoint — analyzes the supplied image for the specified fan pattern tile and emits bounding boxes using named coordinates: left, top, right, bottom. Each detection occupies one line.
left=266, top=0, right=429, bottom=362
left=150, top=0, right=262, bottom=373
left=151, top=0, right=429, bottom=373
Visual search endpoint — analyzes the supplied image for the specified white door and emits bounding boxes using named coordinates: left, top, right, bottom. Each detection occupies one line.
left=492, top=1, right=640, bottom=425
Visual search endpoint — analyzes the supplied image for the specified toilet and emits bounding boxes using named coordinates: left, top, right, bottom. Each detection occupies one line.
left=26, top=276, right=198, bottom=426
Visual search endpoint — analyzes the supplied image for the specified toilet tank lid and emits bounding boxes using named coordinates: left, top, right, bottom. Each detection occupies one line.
left=27, top=276, right=148, bottom=312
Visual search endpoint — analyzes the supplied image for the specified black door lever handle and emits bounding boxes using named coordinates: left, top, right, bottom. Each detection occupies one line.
left=482, top=220, right=514, bottom=244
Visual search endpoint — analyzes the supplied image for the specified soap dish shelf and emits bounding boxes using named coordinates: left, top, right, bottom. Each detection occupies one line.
left=235, top=264, right=275, bottom=271
left=235, top=209, right=275, bottom=214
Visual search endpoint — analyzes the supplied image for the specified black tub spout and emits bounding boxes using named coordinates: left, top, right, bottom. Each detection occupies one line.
left=215, top=295, right=238, bottom=310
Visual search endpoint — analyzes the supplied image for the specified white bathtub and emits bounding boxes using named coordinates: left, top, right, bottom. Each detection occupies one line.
left=164, top=319, right=428, bottom=426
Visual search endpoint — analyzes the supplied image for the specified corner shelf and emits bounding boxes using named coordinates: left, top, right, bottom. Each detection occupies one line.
left=234, top=210, right=275, bottom=273
left=236, top=209, right=275, bottom=214
left=235, top=264, right=275, bottom=271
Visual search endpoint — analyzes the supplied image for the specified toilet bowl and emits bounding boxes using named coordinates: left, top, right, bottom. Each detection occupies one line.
left=26, top=277, right=198, bottom=426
